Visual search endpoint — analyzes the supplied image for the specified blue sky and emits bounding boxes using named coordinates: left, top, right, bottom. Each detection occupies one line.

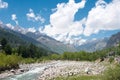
left=0, top=0, right=120, bottom=45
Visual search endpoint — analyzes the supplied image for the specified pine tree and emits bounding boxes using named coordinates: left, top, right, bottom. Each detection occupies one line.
left=1, top=38, right=7, bottom=50
left=4, top=44, right=12, bottom=55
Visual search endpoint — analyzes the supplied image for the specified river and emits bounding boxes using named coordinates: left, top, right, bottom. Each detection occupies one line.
left=0, top=61, right=106, bottom=80
left=0, top=61, right=59, bottom=80
left=0, top=66, right=45, bottom=80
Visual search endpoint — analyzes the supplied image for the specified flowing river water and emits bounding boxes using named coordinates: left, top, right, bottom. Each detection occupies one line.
left=0, top=61, right=59, bottom=80
left=0, top=61, right=106, bottom=80
left=0, top=66, right=46, bottom=80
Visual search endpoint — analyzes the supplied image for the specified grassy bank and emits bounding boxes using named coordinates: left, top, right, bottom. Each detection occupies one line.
left=0, top=53, right=38, bottom=73
left=55, top=75, right=100, bottom=80
left=0, top=53, right=21, bottom=73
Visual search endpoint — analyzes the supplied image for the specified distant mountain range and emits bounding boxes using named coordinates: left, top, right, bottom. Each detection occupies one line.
left=76, top=32, right=120, bottom=52
left=25, top=32, right=77, bottom=53
left=0, top=26, right=52, bottom=54
left=106, top=32, right=120, bottom=47
left=0, top=23, right=120, bottom=53
left=76, top=38, right=108, bottom=52
left=0, top=23, right=77, bottom=53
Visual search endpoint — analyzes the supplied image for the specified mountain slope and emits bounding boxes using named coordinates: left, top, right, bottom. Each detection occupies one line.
left=76, top=38, right=108, bottom=52
left=25, top=32, right=77, bottom=53
left=0, top=23, right=77, bottom=54
left=106, top=32, right=120, bottom=47
left=0, top=26, right=52, bottom=54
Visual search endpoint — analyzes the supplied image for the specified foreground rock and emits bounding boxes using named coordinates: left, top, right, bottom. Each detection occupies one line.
left=38, top=61, right=107, bottom=80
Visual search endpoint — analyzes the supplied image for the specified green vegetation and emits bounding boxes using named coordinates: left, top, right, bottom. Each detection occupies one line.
left=109, top=57, right=114, bottom=63
left=0, top=53, right=21, bottom=73
left=0, top=38, right=51, bottom=72
left=55, top=75, right=100, bottom=80
left=20, top=58, right=36, bottom=64
left=17, top=43, right=48, bottom=58
left=102, top=64, right=120, bottom=80
left=45, top=43, right=120, bottom=61
left=0, top=37, right=120, bottom=78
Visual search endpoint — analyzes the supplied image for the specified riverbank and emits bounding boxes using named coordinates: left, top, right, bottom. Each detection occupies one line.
left=0, top=60, right=109, bottom=80
left=0, top=60, right=57, bottom=79
left=38, top=61, right=108, bottom=80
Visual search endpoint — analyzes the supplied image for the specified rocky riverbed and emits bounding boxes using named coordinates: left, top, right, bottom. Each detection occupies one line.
left=0, top=60, right=108, bottom=80
left=38, top=61, right=107, bottom=80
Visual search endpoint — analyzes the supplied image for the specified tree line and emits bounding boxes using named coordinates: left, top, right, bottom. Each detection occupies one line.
left=47, top=43, right=120, bottom=61
left=0, top=38, right=49, bottom=58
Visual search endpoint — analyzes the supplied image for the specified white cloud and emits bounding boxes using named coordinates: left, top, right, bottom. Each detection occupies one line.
left=11, top=14, right=19, bottom=25
left=42, top=0, right=86, bottom=44
left=0, top=20, right=3, bottom=24
left=6, top=23, right=14, bottom=29
left=0, top=0, right=8, bottom=9
left=26, top=8, right=45, bottom=23
left=11, top=14, right=17, bottom=20
left=27, top=27, right=36, bottom=33
left=65, top=37, right=86, bottom=45
left=84, top=0, right=120, bottom=36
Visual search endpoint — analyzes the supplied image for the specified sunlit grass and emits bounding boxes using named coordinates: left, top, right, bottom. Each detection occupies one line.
left=54, top=75, right=101, bottom=80
left=0, top=53, right=22, bottom=72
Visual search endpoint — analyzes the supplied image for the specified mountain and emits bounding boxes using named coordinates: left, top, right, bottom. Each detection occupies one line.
left=76, top=38, right=108, bottom=52
left=25, top=32, right=77, bottom=53
left=0, top=26, right=52, bottom=54
left=0, top=23, right=77, bottom=53
left=106, top=32, right=120, bottom=47
left=76, top=31, right=120, bottom=52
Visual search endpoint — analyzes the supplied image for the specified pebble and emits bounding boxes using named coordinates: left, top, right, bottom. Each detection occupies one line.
left=0, top=61, right=107, bottom=80
left=38, top=61, right=107, bottom=80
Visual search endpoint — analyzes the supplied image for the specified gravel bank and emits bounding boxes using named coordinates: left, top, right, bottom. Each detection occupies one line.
left=38, top=61, right=107, bottom=80
left=0, top=61, right=107, bottom=80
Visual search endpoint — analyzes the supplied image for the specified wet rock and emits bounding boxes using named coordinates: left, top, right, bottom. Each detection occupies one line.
left=10, top=69, right=15, bottom=74
left=19, top=69, right=24, bottom=72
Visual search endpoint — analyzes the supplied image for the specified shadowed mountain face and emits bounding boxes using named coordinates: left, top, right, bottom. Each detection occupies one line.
left=76, top=38, right=108, bottom=52
left=0, top=26, right=52, bottom=54
left=106, top=32, right=120, bottom=47
left=25, top=32, right=77, bottom=53
left=1, top=23, right=120, bottom=53
left=76, top=32, right=120, bottom=52
left=0, top=24, right=77, bottom=54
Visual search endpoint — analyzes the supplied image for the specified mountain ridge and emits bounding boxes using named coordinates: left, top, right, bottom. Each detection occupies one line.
left=76, top=38, right=108, bottom=52
left=0, top=23, right=77, bottom=53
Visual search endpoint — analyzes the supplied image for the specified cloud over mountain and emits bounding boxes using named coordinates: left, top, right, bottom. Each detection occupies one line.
left=1, top=0, right=120, bottom=46
left=42, top=0, right=120, bottom=45
left=42, top=0, right=86, bottom=44
left=84, top=0, right=120, bottom=36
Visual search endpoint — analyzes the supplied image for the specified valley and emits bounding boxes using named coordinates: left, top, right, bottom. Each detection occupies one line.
left=0, top=23, right=120, bottom=80
left=0, top=60, right=113, bottom=80
left=0, top=0, right=120, bottom=79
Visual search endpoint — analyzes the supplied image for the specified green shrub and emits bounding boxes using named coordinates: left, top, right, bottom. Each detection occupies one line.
left=102, top=65, right=120, bottom=80
left=0, top=53, right=21, bottom=72
left=109, top=57, right=114, bottom=63
left=21, top=58, right=36, bottom=64
left=55, top=75, right=100, bottom=80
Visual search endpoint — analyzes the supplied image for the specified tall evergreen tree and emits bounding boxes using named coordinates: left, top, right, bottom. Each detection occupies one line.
left=4, top=44, right=12, bottom=55
left=1, top=38, right=7, bottom=50
left=27, top=43, right=37, bottom=58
